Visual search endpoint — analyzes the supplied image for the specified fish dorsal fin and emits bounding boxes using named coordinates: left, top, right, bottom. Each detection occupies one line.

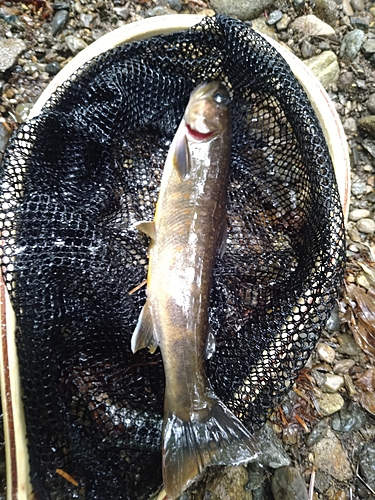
left=135, top=220, right=156, bottom=240
left=173, top=130, right=191, bottom=178
left=131, top=300, right=159, bottom=354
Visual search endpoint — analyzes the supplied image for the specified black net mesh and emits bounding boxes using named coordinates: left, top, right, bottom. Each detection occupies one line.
left=0, top=15, right=345, bottom=500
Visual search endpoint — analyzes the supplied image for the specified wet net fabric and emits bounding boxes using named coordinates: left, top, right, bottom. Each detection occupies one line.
left=0, top=15, right=345, bottom=500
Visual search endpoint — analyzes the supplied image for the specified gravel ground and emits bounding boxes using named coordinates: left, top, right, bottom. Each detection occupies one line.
left=0, top=0, right=375, bottom=499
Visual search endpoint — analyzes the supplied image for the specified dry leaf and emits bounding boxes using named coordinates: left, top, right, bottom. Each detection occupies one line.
left=346, top=284, right=375, bottom=357
left=357, top=391, right=375, bottom=416
left=355, top=368, right=375, bottom=415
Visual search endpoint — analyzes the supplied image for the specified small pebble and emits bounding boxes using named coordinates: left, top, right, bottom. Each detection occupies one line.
left=276, top=14, right=291, bottom=31
left=344, top=374, right=357, bottom=396
left=45, top=61, right=62, bottom=75
left=317, top=392, right=345, bottom=416
left=65, top=35, right=88, bottom=55
left=301, top=40, right=316, bottom=59
left=321, top=373, right=345, bottom=393
left=342, top=117, right=357, bottom=135
left=351, top=180, right=368, bottom=196
left=339, top=29, right=365, bottom=60
left=350, top=0, right=365, bottom=11
left=316, top=343, right=336, bottom=363
left=325, top=306, right=340, bottom=331
left=349, top=208, right=371, bottom=221
left=350, top=16, right=369, bottom=31
left=356, top=218, right=375, bottom=233
left=266, top=10, right=283, bottom=25
left=271, top=466, right=308, bottom=500
left=306, top=420, right=328, bottom=447
left=331, top=402, right=366, bottom=432
left=356, top=273, right=371, bottom=289
left=168, top=0, right=182, bottom=11
left=336, top=334, right=361, bottom=355
left=51, top=9, right=69, bottom=37
left=333, top=359, right=355, bottom=374
left=15, top=103, right=33, bottom=123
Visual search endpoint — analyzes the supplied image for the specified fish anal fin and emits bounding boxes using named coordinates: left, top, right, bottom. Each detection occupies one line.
left=135, top=221, right=156, bottom=240
left=173, top=129, right=191, bottom=178
left=162, top=399, right=258, bottom=500
left=131, top=301, right=158, bottom=354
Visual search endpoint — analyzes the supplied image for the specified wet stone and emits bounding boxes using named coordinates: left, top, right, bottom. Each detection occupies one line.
left=15, top=103, right=33, bottom=123
left=356, top=218, right=375, bottom=234
left=344, top=374, right=357, bottom=397
left=271, top=467, right=308, bottom=500
left=325, top=306, right=340, bottom=331
left=45, top=61, right=61, bottom=75
left=364, top=39, right=375, bottom=55
left=351, top=180, right=368, bottom=196
left=113, top=7, right=129, bottom=19
left=343, top=117, right=357, bottom=135
left=317, top=392, right=345, bottom=416
left=361, top=139, right=375, bottom=159
left=312, top=427, right=353, bottom=481
left=349, top=208, right=371, bottom=221
left=168, top=0, right=182, bottom=12
left=266, top=10, right=283, bottom=25
left=314, top=471, right=330, bottom=493
left=255, top=424, right=291, bottom=469
left=331, top=402, right=366, bottom=432
left=359, top=443, right=375, bottom=490
left=340, top=29, right=365, bottom=61
left=51, top=9, right=69, bottom=36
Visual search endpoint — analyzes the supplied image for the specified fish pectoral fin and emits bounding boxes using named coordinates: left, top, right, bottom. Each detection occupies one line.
left=162, top=399, right=259, bottom=500
left=131, top=301, right=158, bottom=354
left=135, top=220, right=156, bottom=240
left=173, top=129, right=191, bottom=178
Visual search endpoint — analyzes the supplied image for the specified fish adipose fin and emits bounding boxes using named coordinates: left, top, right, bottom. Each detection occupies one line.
left=131, top=300, right=158, bottom=354
left=163, top=399, right=258, bottom=500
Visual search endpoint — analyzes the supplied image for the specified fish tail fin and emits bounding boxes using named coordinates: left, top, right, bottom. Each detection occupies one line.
left=162, top=399, right=258, bottom=500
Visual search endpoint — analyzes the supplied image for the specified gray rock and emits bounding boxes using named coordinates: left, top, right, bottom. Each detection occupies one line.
left=350, top=0, right=365, bottom=11
left=303, top=51, right=339, bottom=88
left=168, top=0, right=182, bottom=12
left=361, top=139, right=375, bottom=158
left=339, top=29, right=365, bottom=61
left=357, top=218, right=375, bottom=233
left=276, top=14, right=291, bottom=31
left=301, top=40, right=316, bottom=59
left=331, top=402, right=366, bottom=432
left=337, top=70, right=355, bottom=91
left=0, top=38, right=26, bottom=73
left=51, top=9, right=69, bottom=36
left=343, top=117, right=358, bottom=135
left=314, top=0, right=337, bottom=26
left=359, top=443, right=375, bottom=490
left=209, top=0, right=272, bottom=20
left=337, top=333, right=361, bottom=355
left=291, top=15, right=336, bottom=37
left=314, top=471, right=331, bottom=493
left=255, top=424, right=291, bottom=468
left=266, top=10, right=283, bottom=25
left=325, top=305, right=340, bottom=331
left=362, top=39, right=375, bottom=54
left=65, top=35, right=88, bottom=55
left=312, top=427, right=353, bottom=481
left=0, top=122, right=11, bottom=163
left=349, top=208, right=371, bottom=221
left=351, top=180, right=368, bottom=196
left=367, top=93, right=375, bottom=113
left=350, top=16, right=369, bottom=31
left=45, top=61, right=62, bottom=76
left=271, top=467, right=308, bottom=500
left=145, top=6, right=174, bottom=17
left=317, top=392, right=345, bottom=416
left=80, top=13, right=95, bottom=29
left=113, top=7, right=129, bottom=20
left=306, top=419, right=329, bottom=447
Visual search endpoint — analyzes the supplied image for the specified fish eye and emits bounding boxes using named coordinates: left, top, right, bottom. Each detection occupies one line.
left=213, top=91, right=229, bottom=106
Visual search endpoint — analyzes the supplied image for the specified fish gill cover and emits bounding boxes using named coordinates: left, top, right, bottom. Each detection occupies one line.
left=0, top=15, right=345, bottom=500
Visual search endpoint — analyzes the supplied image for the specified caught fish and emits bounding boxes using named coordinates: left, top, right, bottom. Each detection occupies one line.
left=131, top=81, right=258, bottom=499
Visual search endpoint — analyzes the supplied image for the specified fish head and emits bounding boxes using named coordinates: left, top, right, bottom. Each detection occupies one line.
left=184, top=81, right=230, bottom=142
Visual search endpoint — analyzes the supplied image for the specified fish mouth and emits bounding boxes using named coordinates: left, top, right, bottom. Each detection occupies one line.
left=185, top=124, right=217, bottom=142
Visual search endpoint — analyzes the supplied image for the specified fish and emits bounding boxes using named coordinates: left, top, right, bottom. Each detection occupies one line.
left=131, top=81, right=258, bottom=499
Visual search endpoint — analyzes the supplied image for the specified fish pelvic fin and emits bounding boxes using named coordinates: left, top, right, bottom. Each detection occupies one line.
left=131, top=300, right=158, bottom=354
left=162, top=399, right=258, bottom=500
